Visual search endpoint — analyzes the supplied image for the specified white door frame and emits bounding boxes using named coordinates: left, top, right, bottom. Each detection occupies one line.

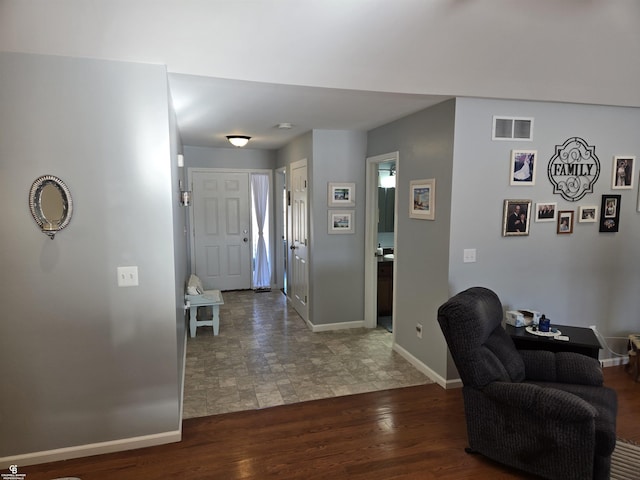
left=187, top=167, right=274, bottom=289
left=274, top=166, right=287, bottom=292
left=364, top=152, right=399, bottom=329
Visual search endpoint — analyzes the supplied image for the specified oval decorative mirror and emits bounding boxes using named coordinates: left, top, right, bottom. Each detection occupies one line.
left=29, top=175, right=73, bottom=239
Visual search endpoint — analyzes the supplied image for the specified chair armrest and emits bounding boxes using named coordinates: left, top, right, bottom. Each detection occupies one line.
left=483, top=381, right=597, bottom=422
left=520, top=350, right=603, bottom=386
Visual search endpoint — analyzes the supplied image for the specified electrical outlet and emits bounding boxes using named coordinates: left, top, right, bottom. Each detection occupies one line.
left=416, top=323, right=423, bottom=339
left=117, top=266, right=139, bottom=287
left=463, top=248, right=477, bottom=263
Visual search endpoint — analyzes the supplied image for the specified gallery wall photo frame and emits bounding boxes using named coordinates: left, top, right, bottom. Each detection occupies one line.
left=409, top=178, right=435, bottom=220
left=611, top=156, right=635, bottom=189
left=510, top=150, right=537, bottom=185
left=578, top=206, right=598, bottom=223
left=557, top=210, right=574, bottom=234
left=328, top=182, right=355, bottom=207
left=535, top=202, right=557, bottom=222
left=502, top=199, right=532, bottom=236
left=328, top=210, right=354, bottom=234
left=600, top=194, right=621, bottom=232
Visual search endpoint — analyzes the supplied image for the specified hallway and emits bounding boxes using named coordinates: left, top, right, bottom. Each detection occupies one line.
left=183, top=290, right=432, bottom=418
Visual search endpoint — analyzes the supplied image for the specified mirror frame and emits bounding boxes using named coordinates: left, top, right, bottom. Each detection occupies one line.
left=29, top=174, right=73, bottom=239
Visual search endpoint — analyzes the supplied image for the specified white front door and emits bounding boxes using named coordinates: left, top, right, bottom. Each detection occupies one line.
left=191, top=170, right=252, bottom=290
left=289, top=159, right=309, bottom=321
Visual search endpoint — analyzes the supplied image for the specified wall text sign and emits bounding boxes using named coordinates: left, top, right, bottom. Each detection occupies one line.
left=547, top=137, right=600, bottom=202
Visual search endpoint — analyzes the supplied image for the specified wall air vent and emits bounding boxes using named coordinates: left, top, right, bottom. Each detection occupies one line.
left=492, top=116, right=534, bottom=141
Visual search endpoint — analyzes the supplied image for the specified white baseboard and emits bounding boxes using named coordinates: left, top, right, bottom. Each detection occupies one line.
left=0, top=430, right=182, bottom=469
left=601, top=356, right=629, bottom=368
left=310, top=320, right=365, bottom=332
left=392, top=343, right=462, bottom=389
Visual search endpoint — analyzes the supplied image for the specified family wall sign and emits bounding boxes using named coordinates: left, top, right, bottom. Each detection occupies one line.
left=547, top=137, right=601, bottom=202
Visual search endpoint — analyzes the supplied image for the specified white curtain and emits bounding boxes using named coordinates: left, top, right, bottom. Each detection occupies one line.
left=251, top=174, right=271, bottom=289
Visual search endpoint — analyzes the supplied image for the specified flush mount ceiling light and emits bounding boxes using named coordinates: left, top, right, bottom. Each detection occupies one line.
left=226, top=135, right=251, bottom=147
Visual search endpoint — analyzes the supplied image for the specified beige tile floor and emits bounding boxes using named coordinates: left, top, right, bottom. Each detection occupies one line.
left=183, top=289, right=432, bottom=419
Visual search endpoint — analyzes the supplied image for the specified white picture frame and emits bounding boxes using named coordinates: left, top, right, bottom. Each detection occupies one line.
left=328, top=182, right=355, bottom=207
left=409, top=178, right=435, bottom=220
left=611, top=156, right=635, bottom=189
left=328, top=210, right=354, bottom=234
left=510, top=150, right=537, bottom=185
left=578, top=206, right=598, bottom=223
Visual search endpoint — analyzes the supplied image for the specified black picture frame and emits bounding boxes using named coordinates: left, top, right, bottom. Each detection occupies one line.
left=599, top=194, right=621, bottom=232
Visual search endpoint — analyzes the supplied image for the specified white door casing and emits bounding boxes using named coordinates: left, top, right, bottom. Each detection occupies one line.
left=364, top=152, right=399, bottom=330
left=190, top=169, right=252, bottom=291
left=289, top=159, right=309, bottom=322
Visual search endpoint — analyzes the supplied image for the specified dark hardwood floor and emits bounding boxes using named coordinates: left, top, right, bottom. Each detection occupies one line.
left=20, top=366, right=640, bottom=480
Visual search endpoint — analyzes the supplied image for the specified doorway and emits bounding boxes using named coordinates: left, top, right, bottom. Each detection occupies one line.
left=190, top=169, right=252, bottom=290
left=189, top=168, right=274, bottom=291
left=364, top=152, right=399, bottom=332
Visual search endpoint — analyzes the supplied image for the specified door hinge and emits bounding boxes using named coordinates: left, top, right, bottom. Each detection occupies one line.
left=304, top=180, right=307, bottom=188
left=305, top=295, right=308, bottom=303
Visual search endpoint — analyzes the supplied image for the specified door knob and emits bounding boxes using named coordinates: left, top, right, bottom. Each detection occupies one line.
left=290, top=244, right=297, bottom=250
left=243, top=237, right=249, bottom=243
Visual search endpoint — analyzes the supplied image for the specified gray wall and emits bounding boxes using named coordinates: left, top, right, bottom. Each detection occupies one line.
left=184, top=145, right=277, bottom=170
left=168, top=93, right=189, bottom=408
left=310, top=130, right=368, bottom=325
left=275, top=130, right=368, bottom=326
left=367, top=100, right=456, bottom=375
left=0, top=53, right=182, bottom=457
left=449, top=98, right=640, bottom=363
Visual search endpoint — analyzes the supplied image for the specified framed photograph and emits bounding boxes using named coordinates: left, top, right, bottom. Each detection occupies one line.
left=510, top=150, right=537, bottom=185
left=611, top=156, right=635, bottom=189
left=557, top=210, right=574, bottom=234
left=409, top=178, right=435, bottom=220
left=578, top=206, right=598, bottom=223
left=328, top=210, right=354, bottom=234
left=328, top=182, right=355, bottom=207
left=535, top=202, right=557, bottom=222
left=502, top=199, right=531, bottom=236
left=600, top=195, right=621, bottom=232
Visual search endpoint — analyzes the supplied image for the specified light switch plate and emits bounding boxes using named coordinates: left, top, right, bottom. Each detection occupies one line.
left=463, top=249, right=477, bottom=263
left=117, top=266, right=139, bottom=287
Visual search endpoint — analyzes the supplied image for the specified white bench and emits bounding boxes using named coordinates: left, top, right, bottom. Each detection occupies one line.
left=185, top=275, right=225, bottom=338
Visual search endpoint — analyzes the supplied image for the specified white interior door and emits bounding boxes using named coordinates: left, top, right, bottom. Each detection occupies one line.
left=289, top=159, right=309, bottom=322
left=191, top=170, right=252, bottom=290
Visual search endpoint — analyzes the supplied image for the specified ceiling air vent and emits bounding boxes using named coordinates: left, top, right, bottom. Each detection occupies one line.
left=492, top=116, right=533, bottom=141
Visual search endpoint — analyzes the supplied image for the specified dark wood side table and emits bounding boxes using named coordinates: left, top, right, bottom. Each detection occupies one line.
left=504, top=324, right=602, bottom=359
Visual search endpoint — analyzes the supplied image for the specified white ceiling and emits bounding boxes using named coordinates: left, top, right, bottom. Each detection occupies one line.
left=2, top=1, right=639, bottom=151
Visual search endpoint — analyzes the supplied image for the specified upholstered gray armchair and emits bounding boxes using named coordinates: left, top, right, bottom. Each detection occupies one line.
left=437, top=287, right=617, bottom=480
